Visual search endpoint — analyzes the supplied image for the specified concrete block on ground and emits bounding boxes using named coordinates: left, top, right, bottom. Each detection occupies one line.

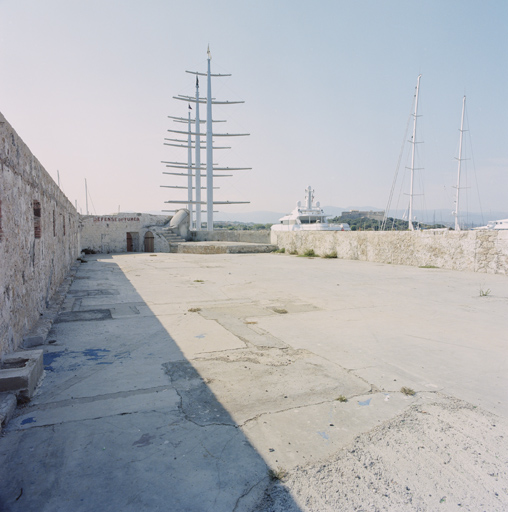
left=0, top=350, right=44, bottom=400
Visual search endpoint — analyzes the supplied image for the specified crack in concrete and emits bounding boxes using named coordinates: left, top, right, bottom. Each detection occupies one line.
left=233, top=474, right=269, bottom=512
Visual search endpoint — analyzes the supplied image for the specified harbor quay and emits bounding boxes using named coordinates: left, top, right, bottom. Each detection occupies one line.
left=1, top=252, right=507, bottom=511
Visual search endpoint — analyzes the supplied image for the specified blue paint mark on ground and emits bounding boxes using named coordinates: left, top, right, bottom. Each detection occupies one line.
left=21, top=417, right=36, bottom=425
left=43, top=351, right=65, bottom=371
left=97, top=362, right=113, bottom=365
left=82, top=348, right=110, bottom=361
left=317, top=431, right=329, bottom=440
left=358, top=398, right=372, bottom=406
left=195, top=334, right=205, bottom=339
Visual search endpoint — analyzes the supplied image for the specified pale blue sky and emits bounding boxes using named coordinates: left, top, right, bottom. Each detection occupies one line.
left=1, top=1, right=506, bottom=220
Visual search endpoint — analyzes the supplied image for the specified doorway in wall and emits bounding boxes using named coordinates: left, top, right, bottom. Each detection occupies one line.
left=144, top=231, right=154, bottom=252
left=126, top=232, right=139, bottom=252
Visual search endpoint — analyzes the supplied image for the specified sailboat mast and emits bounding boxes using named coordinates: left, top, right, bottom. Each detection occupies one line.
left=85, top=178, right=89, bottom=215
left=194, top=77, right=202, bottom=229
left=206, top=48, right=213, bottom=231
left=408, top=74, right=422, bottom=231
left=187, top=109, right=194, bottom=226
left=454, top=95, right=466, bottom=231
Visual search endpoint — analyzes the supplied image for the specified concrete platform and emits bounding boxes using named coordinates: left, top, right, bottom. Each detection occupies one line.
left=0, top=253, right=507, bottom=511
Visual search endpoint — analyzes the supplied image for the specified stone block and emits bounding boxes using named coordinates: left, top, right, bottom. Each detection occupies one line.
left=0, top=349, right=44, bottom=400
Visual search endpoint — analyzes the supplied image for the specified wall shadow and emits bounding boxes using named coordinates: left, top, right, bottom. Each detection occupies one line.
left=0, top=254, right=300, bottom=511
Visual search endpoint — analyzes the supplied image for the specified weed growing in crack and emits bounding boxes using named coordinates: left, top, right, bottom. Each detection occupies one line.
left=272, top=308, right=288, bottom=315
left=335, top=395, right=348, bottom=402
left=401, top=387, right=416, bottom=396
left=188, top=308, right=201, bottom=313
left=479, top=287, right=491, bottom=297
left=268, top=467, right=287, bottom=482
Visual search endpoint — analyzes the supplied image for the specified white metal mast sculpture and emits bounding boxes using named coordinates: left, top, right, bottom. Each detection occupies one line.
left=163, top=47, right=250, bottom=231
left=408, top=74, right=422, bottom=231
left=453, top=96, right=467, bottom=231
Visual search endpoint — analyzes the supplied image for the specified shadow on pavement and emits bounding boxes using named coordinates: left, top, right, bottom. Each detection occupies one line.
left=0, top=255, right=299, bottom=512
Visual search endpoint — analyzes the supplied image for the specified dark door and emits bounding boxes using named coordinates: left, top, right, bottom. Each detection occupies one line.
left=144, top=231, right=154, bottom=252
left=126, top=233, right=133, bottom=252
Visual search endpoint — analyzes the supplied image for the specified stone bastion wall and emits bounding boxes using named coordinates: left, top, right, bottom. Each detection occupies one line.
left=271, top=229, right=508, bottom=275
left=0, top=111, right=80, bottom=357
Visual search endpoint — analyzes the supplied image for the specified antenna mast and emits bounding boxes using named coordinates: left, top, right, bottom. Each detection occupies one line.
left=453, top=96, right=466, bottom=231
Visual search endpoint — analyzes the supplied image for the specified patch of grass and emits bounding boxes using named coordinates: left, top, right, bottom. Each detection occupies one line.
left=400, top=386, right=416, bottom=396
left=289, top=250, right=298, bottom=255
left=480, top=287, right=491, bottom=297
left=149, top=254, right=157, bottom=257
left=272, top=308, right=288, bottom=315
left=188, top=308, right=201, bottom=313
left=335, top=395, right=348, bottom=402
left=322, top=251, right=338, bottom=259
left=274, top=247, right=286, bottom=253
left=194, top=279, right=204, bottom=283
left=268, top=467, right=287, bottom=482
left=299, top=248, right=317, bottom=258
left=419, top=265, right=438, bottom=269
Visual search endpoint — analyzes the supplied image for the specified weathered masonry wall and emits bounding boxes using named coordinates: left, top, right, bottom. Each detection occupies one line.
left=80, top=213, right=172, bottom=253
left=192, top=230, right=271, bottom=243
left=0, top=111, right=80, bottom=357
left=271, top=229, right=508, bottom=274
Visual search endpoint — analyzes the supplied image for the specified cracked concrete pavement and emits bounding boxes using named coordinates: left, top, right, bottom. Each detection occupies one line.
left=0, top=252, right=507, bottom=511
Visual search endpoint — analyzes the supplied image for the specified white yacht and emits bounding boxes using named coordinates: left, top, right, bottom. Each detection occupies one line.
left=485, top=219, right=508, bottom=230
left=271, top=186, right=350, bottom=232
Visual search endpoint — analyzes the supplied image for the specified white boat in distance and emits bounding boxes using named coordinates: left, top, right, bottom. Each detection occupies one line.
left=478, top=219, right=508, bottom=230
left=271, top=186, right=351, bottom=232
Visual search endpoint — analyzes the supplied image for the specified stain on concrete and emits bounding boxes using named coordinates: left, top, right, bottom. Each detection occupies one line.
left=132, top=433, right=155, bottom=447
left=55, top=310, right=113, bottom=323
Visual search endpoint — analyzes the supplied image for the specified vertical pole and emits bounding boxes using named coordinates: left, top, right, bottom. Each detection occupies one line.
left=408, top=74, right=421, bottom=231
left=206, top=49, right=213, bottom=231
left=454, top=96, right=466, bottom=231
left=195, top=77, right=202, bottom=229
left=85, top=179, right=89, bottom=215
left=187, top=108, right=194, bottom=227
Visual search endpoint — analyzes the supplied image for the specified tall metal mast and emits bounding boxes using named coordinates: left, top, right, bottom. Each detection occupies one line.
left=206, top=48, right=213, bottom=231
left=187, top=108, right=193, bottom=225
left=194, top=77, right=202, bottom=229
left=453, top=96, right=467, bottom=231
left=163, top=48, right=251, bottom=231
left=408, top=74, right=422, bottom=231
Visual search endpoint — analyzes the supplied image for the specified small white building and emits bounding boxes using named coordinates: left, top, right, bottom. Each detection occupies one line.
left=80, top=210, right=190, bottom=253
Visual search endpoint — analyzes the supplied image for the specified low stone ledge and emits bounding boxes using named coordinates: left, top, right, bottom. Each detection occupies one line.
left=0, top=349, right=44, bottom=401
